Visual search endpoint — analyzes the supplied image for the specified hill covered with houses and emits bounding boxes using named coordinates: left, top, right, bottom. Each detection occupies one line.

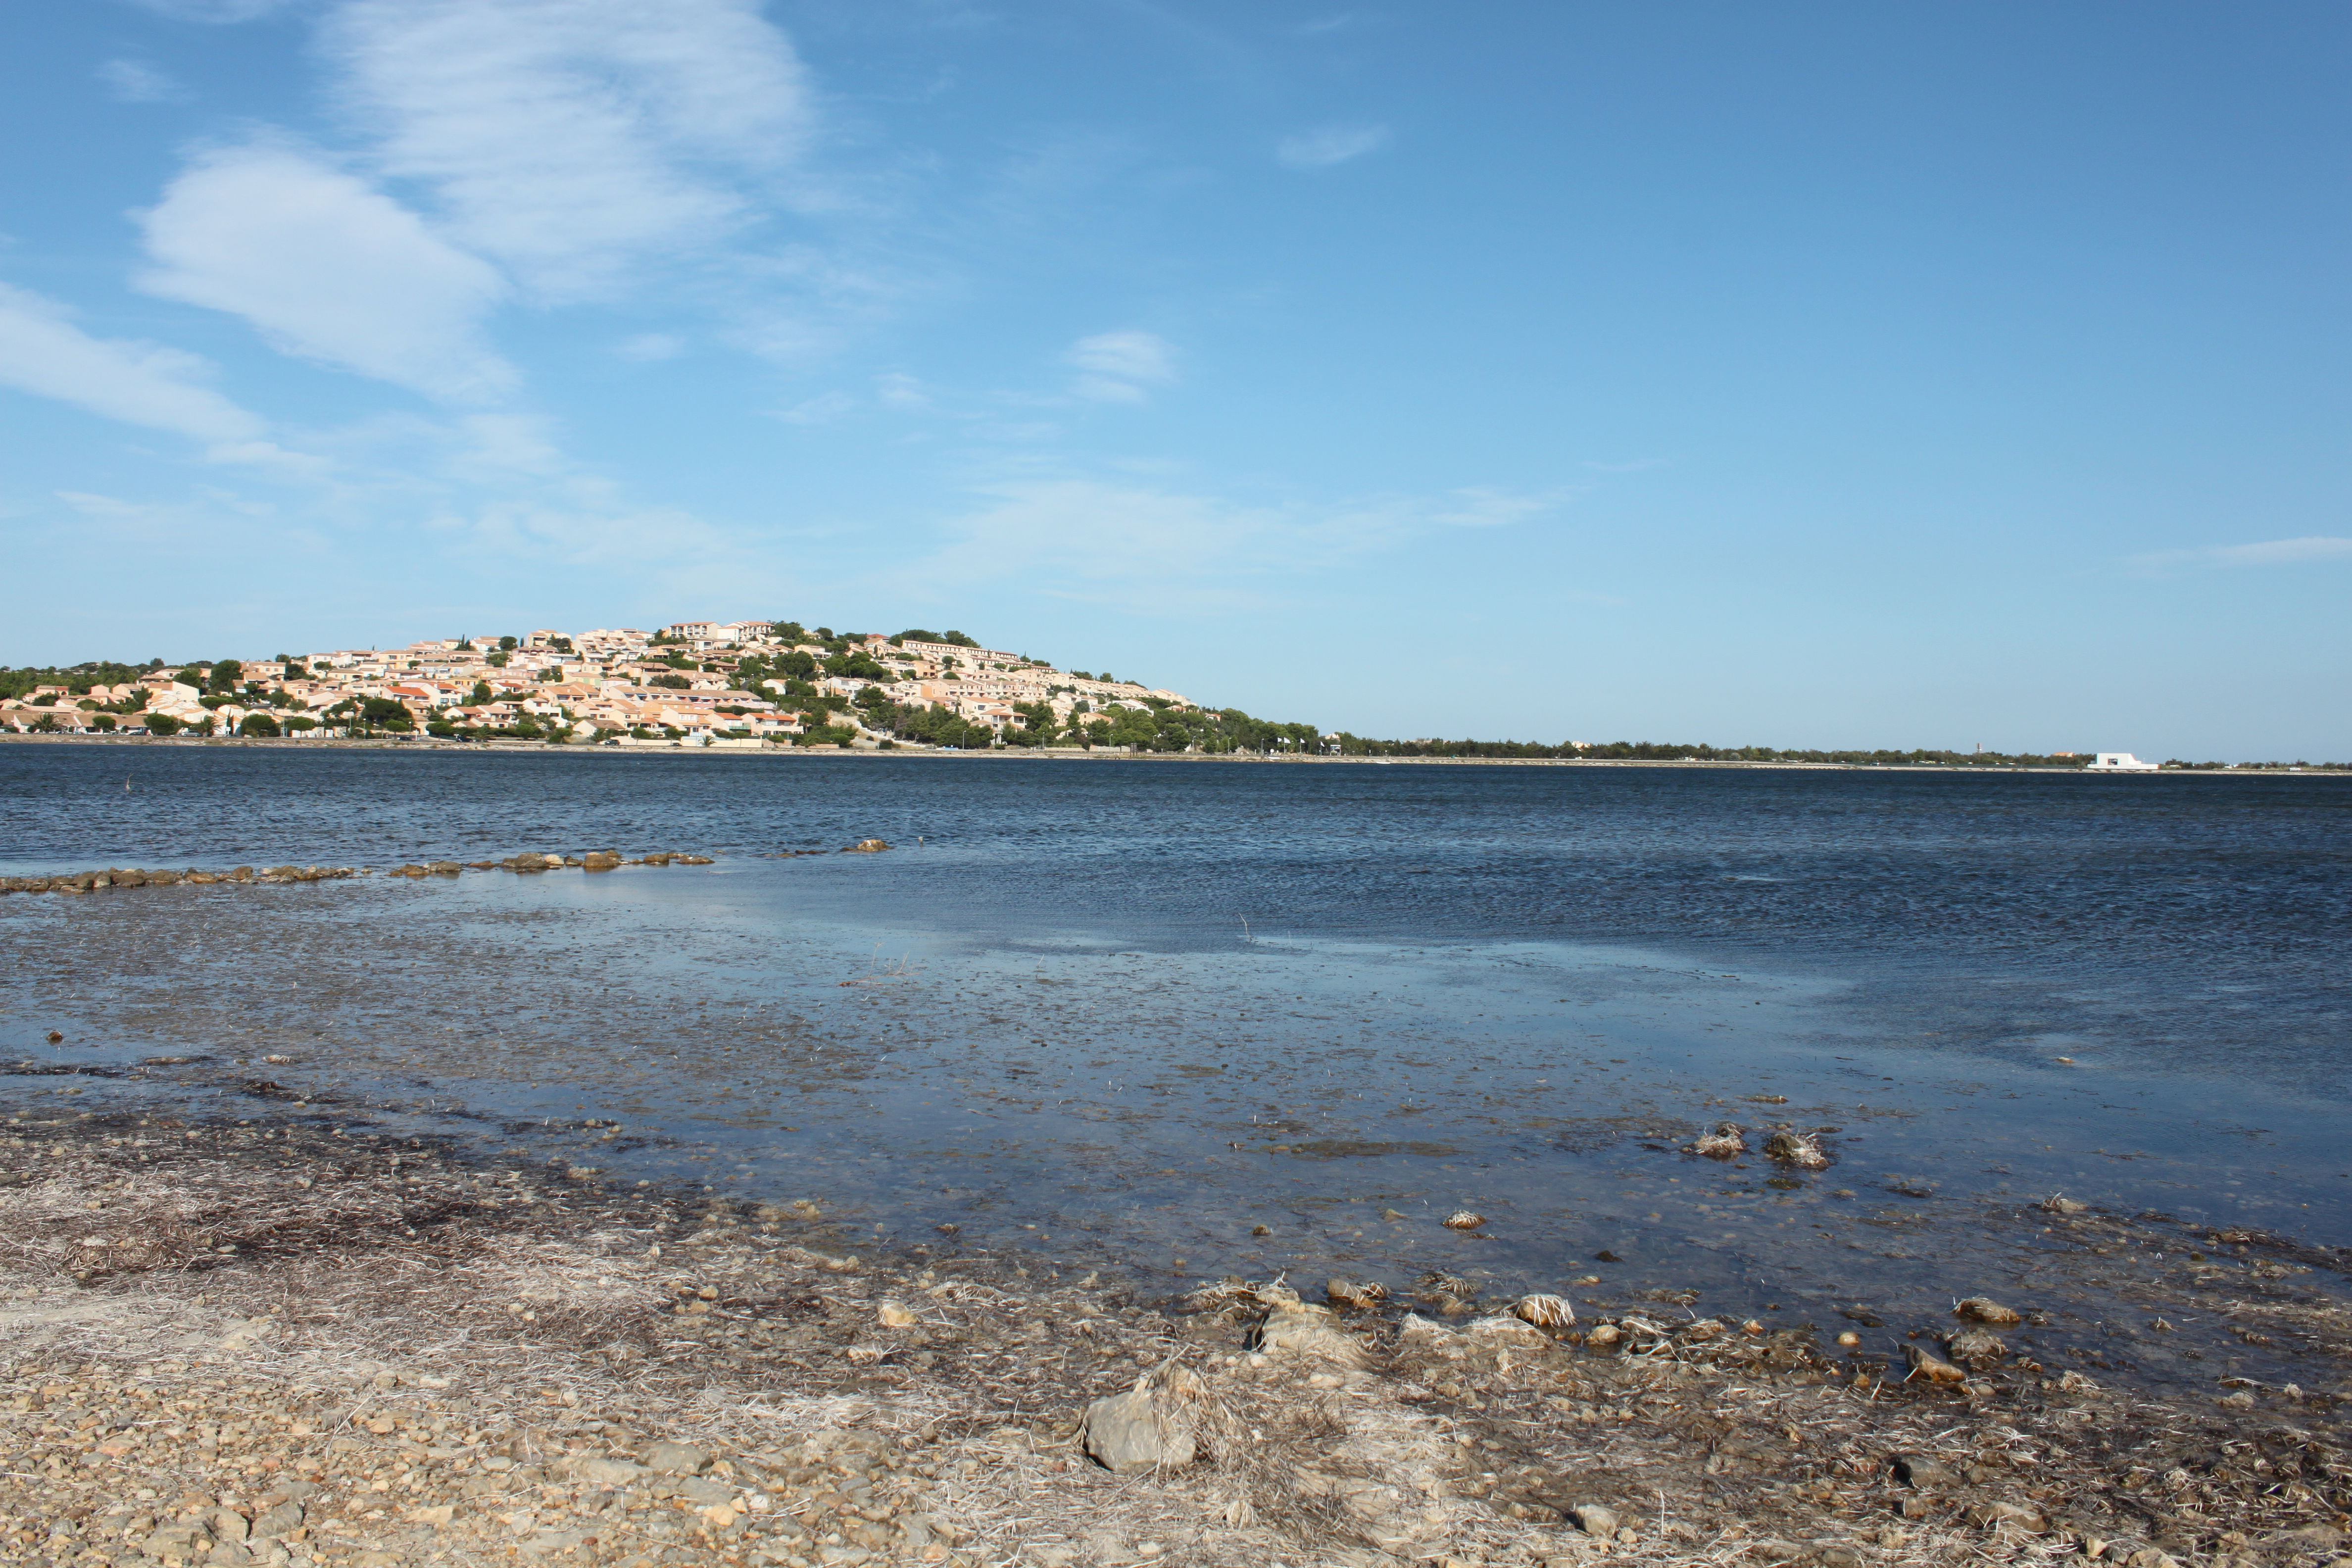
left=0, top=619, right=1327, bottom=754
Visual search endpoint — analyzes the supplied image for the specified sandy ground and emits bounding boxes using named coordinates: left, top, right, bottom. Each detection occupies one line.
left=1, top=1107, right=2348, bottom=1568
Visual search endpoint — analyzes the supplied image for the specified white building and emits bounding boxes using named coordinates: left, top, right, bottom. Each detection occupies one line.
left=2087, top=752, right=2161, bottom=772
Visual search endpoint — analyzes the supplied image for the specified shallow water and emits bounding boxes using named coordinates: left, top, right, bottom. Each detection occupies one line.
left=4, top=742, right=2349, bottom=1393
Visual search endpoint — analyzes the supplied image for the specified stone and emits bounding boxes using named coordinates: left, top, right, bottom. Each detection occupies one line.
left=1568, top=1504, right=1619, bottom=1537
left=1442, top=1210, right=1486, bottom=1230
left=1687, top=1122, right=1746, bottom=1158
left=878, top=1300, right=919, bottom=1327
left=1252, top=1301, right=1367, bottom=1367
left=1903, top=1343, right=1967, bottom=1384
left=248, top=1502, right=305, bottom=1539
left=1467, top=1314, right=1551, bottom=1348
left=844, top=839, right=890, bottom=853
left=1948, top=1326, right=2007, bottom=1361
left=1513, top=1292, right=1576, bottom=1330
left=567, top=1457, right=645, bottom=1485
left=1891, top=1453, right=1960, bottom=1488
left=145, top=1522, right=214, bottom=1556
left=1968, top=1500, right=2045, bottom=1532
left=1764, top=1129, right=1830, bottom=1169
left=582, top=852, right=622, bottom=871
left=640, top=1440, right=710, bottom=1475
left=2039, top=1194, right=2089, bottom=1214
left=1326, top=1278, right=1387, bottom=1311
left=1954, top=1296, right=2023, bottom=1326
left=1079, top=1385, right=1196, bottom=1474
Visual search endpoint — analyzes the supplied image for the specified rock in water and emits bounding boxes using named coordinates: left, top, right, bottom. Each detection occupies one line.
left=1080, top=1384, right=1197, bottom=1474
left=1442, top=1210, right=1486, bottom=1230
left=1764, top=1129, right=1830, bottom=1169
left=1947, top=1326, right=2007, bottom=1362
left=1513, top=1293, right=1576, bottom=1330
left=1325, top=1278, right=1387, bottom=1311
left=845, top=838, right=890, bottom=852
left=2038, top=1193, right=2089, bottom=1215
left=1903, top=1343, right=1968, bottom=1384
left=1954, top=1296, right=2023, bottom=1325
left=1687, top=1122, right=1746, bottom=1158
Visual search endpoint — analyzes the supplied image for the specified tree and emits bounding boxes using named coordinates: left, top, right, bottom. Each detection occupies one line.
left=209, top=660, right=244, bottom=693
left=239, top=714, right=281, bottom=737
left=940, top=630, right=980, bottom=647
left=469, top=680, right=492, bottom=704
left=498, top=635, right=519, bottom=651
left=145, top=713, right=182, bottom=736
left=650, top=674, right=692, bottom=690
left=487, top=650, right=510, bottom=668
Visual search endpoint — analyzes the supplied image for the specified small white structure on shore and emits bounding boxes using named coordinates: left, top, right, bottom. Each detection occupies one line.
left=2087, top=751, right=2161, bottom=772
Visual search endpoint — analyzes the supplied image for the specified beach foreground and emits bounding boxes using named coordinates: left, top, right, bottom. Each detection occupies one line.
left=2, top=1109, right=2346, bottom=1568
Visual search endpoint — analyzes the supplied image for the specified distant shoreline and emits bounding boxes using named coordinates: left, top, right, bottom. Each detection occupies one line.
left=3, top=732, right=2338, bottom=775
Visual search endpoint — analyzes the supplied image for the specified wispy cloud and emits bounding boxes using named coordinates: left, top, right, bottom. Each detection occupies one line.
left=98, top=59, right=190, bottom=103
left=2132, top=536, right=2352, bottom=571
left=125, top=0, right=301, bottom=21
left=1066, top=329, right=1176, bottom=403
left=136, top=141, right=516, bottom=402
left=0, top=280, right=265, bottom=445
left=1277, top=122, right=1390, bottom=170
left=616, top=333, right=683, bottom=362
left=896, top=476, right=1557, bottom=611
left=320, top=0, right=815, bottom=302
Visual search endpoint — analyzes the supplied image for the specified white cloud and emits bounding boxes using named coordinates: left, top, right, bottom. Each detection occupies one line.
left=1066, top=330, right=1176, bottom=403
left=136, top=141, right=516, bottom=401
left=0, top=280, right=265, bottom=444
left=321, top=0, right=814, bottom=301
left=2133, top=536, right=2352, bottom=571
left=98, top=59, right=190, bottom=103
left=1277, top=123, right=1390, bottom=170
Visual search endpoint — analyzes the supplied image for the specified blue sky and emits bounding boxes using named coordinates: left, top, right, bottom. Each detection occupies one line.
left=2, top=1, right=2346, bottom=757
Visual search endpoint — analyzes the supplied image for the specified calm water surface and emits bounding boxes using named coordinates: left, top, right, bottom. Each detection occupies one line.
left=3, top=742, right=2347, bottom=1392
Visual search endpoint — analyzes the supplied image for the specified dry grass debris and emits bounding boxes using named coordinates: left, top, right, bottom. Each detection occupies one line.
left=0, top=1109, right=2348, bottom=1568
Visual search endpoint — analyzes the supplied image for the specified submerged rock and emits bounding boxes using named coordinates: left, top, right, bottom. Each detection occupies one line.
left=1765, top=1129, right=1830, bottom=1169
left=1948, top=1326, right=2008, bottom=1362
left=1955, top=1296, right=2023, bottom=1326
left=1325, top=1278, right=1387, bottom=1311
left=1441, top=1210, right=1486, bottom=1230
left=1687, top=1122, right=1747, bottom=1159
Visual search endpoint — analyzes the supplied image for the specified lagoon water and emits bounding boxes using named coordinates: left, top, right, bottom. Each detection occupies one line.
left=4, top=743, right=2348, bottom=1390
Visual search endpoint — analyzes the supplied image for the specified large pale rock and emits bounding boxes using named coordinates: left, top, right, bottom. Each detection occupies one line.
left=639, top=1440, right=709, bottom=1475
left=1080, top=1384, right=1197, bottom=1474
left=1252, top=1301, right=1367, bottom=1367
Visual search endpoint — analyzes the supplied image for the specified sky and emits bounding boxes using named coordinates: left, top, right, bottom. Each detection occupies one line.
left=1, top=1, right=2346, bottom=758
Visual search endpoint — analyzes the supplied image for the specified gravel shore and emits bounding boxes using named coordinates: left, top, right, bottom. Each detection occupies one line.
left=1, top=1106, right=2347, bottom=1568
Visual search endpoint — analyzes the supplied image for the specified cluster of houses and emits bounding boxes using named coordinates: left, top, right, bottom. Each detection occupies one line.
left=1, top=622, right=1193, bottom=747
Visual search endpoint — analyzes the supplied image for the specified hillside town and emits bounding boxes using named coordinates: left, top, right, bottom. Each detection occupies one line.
left=0, top=621, right=1332, bottom=754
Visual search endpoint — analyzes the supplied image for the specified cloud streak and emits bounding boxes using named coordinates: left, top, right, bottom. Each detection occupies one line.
left=0, top=281, right=265, bottom=445
left=1066, top=329, right=1176, bottom=403
left=2133, top=536, right=2352, bottom=571
left=900, top=476, right=1557, bottom=610
left=1277, top=123, right=1390, bottom=170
